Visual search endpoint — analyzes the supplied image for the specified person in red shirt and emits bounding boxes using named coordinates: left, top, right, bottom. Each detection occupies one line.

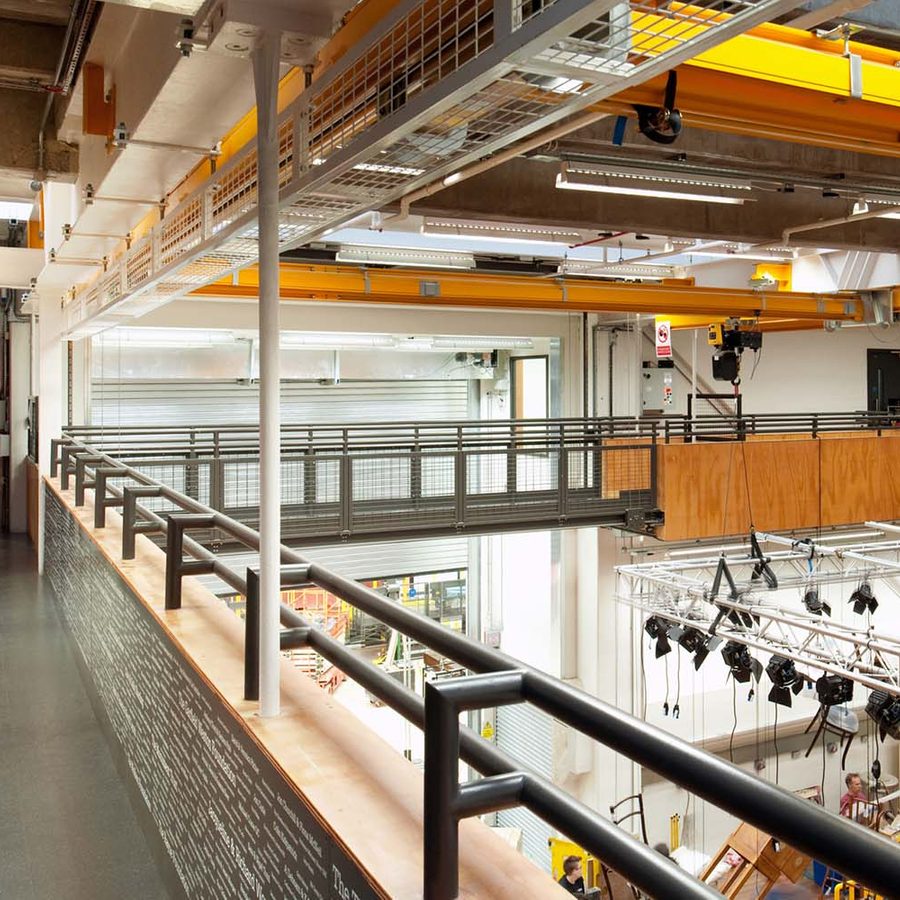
left=839, top=772, right=869, bottom=820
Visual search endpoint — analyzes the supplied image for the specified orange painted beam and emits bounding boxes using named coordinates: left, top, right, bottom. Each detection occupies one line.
left=190, top=262, right=863, bottom=321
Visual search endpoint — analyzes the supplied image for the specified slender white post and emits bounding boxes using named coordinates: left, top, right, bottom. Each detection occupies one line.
left=252, top=31, right=282, bottom=717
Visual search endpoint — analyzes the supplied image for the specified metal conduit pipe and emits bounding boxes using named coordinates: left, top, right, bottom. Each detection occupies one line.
left=782, top=204, right=900, bottom=243
left=62, top=439, right=900, bottom=896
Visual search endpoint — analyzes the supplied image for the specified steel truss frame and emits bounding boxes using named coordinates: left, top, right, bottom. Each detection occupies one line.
left=617, top=528, right=900, bottom=696
left=60, top=0, right=806, bottom=336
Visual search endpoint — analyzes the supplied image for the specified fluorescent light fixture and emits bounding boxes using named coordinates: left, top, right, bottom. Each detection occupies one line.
left=94, top=327, right=236, bottom=347
left=556, top=162, right=750, bottom=205
left=442, top=172, right=463, bottom=187
left=422, top=219, right=582, bottom=244
left=852, top=198, right=870, bottom=215
left=0, top=200, right=34, bottom=219
left=336, top=245, right=475, bottom=269
left=353, top=162, right=425, bottom=177
left=878, top=212, right=900, bottom=220
left=561, top=261, right=678, bottom=279
left=280, top=332, right=397, bottom=349
left=689, top=251, right=792, bottom=262
left=432, top=336, right=534, bottom=350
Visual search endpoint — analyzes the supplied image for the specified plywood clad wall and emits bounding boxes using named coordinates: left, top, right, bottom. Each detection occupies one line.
left=658, top=432, right=900, bottom=540
left=657, top=440, right=822, bottom=540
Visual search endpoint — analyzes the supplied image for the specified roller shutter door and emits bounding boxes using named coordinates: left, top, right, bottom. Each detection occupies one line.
left=495, top=704, right=555, bottom=872
left=91, top=379, right=470, bottom=426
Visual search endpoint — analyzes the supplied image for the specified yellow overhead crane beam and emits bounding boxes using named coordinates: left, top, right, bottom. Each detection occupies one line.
left=191, top=263, right=864, bottom=322
left=596, top=25, right=900, bottom=157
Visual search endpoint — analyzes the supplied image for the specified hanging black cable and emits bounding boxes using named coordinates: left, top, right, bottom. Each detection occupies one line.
left=673, top=648, right=682, bottom=719
left=740, top=440, right=754, bottom=530
left=663, top=655, right=670, bottom=717
left=729, top=680, right=738, bottom=764
left=773, top=705, right=780, bottom=784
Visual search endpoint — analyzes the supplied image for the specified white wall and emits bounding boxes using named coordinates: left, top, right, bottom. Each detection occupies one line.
left=669, top=322, right=900, bottom=415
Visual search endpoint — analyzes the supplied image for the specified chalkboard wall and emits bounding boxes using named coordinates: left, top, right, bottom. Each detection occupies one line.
left=45, top=486, right=380, bottom=900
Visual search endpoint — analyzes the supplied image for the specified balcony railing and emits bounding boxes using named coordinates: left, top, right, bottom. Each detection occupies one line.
left=47, top=431, right=900, bottom=898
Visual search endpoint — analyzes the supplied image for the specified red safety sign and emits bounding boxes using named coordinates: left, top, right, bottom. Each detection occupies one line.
left=656, top=320, right=672, bottom=358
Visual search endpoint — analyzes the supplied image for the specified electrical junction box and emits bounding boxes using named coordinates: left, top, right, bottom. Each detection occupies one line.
left=642, top=368, right=675, bottom=412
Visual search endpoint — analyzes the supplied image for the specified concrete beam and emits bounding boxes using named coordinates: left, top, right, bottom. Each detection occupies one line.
left=410, top=123, right=900, bottom=252
left=0, top=0, right=71, bottom=25
left=0, top=91, right=78, bottom=178
left=0, top=19, right=64, bottom=80
left=0, top=17, right=76, bottom=181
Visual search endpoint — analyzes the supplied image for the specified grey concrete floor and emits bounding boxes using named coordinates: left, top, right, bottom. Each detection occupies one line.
left=0, top=535, right=173, bottom=900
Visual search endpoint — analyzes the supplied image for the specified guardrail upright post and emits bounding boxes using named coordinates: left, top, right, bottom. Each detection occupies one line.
left=164, top=514, right=216, bottom=609
left=93, top=467, right=123, bottom=528
left=557, top=435, right=568, bottom=520
left=122, top=486, right=163, bottom=559
left=650, top=425, right=659, bottom=509
left=74, top=454, right=103, bottom=506
left=303, top=430, right=316, bottom=506
left=50, top=438, right=70, bottom=478
left=455, top=427, right=466, bottom=528
left=59, top=445, right=76, bottom=489
left=165, top=517, right=186, bottom=609
left=506, top=422, right=517, bottom=494
left=424, top=681, right=462, bottom=900
left=411, top=427, right=422, bottom=501
left=339, top=430, right=352, bottom=538
left=245, top=568, right=261, bottom=701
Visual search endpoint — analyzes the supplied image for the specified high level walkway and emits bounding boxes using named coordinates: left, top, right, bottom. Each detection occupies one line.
left=0, top=536, right=175, bottom=900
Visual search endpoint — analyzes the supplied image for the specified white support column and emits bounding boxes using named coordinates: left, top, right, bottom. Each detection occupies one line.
left=8, top=319, right=31, bottom=533
left=253, top=31, right=283, bottom=718
left=37, top=289, right=63, bottom=573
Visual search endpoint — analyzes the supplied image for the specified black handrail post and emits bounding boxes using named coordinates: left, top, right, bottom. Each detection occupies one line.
left=246, top=562, right=312, bottom=700
left=245, top=568, right=261, bottom=701
left=50, top=437, right=70, bottom=478
left=59, top=445, right=76, bottom=490
left=424, top=681, right=463, bottom=900
left=165, top=517, right=185, bottom=609
left=122, top=486, right=163, bottom=559
left=557, top=435, right=568, bottom=521
left=164, top=513, right=216, bottom=609
left=74, top=454, right=103, bottom=506
left=93, top=467, right=122, bottom=528
left=455, top=427, right=466, bottom=528
left=411, top=427, right=422, bottom=501
left=339, top=454, right=352, bottom=538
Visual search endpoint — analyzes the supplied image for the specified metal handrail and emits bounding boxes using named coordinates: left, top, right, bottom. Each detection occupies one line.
left=65, top=410, right=900, bottom=455
left=53, top=437, right=900, bottom=899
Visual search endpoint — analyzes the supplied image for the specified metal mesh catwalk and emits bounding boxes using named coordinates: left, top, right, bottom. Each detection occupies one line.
left=61, top=0, right=805, bottom=335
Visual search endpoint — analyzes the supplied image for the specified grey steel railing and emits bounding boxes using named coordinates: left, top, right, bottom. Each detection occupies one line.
left=59, top=421, right=663, bottom=541
left=50, top=436, right=900, bottom=899
left=64, top=409, right=900, bottom=452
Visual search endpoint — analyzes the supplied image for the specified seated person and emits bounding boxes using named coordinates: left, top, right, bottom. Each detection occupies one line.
left=840, top=772, right=874, bottom=822
left=558, top=855, right=585, bottom=894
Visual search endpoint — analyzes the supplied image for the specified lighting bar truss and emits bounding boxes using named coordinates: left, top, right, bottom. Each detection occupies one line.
left=58, top=0, right=806, bottom=337
left=616, top=528, right=900, bottom=696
